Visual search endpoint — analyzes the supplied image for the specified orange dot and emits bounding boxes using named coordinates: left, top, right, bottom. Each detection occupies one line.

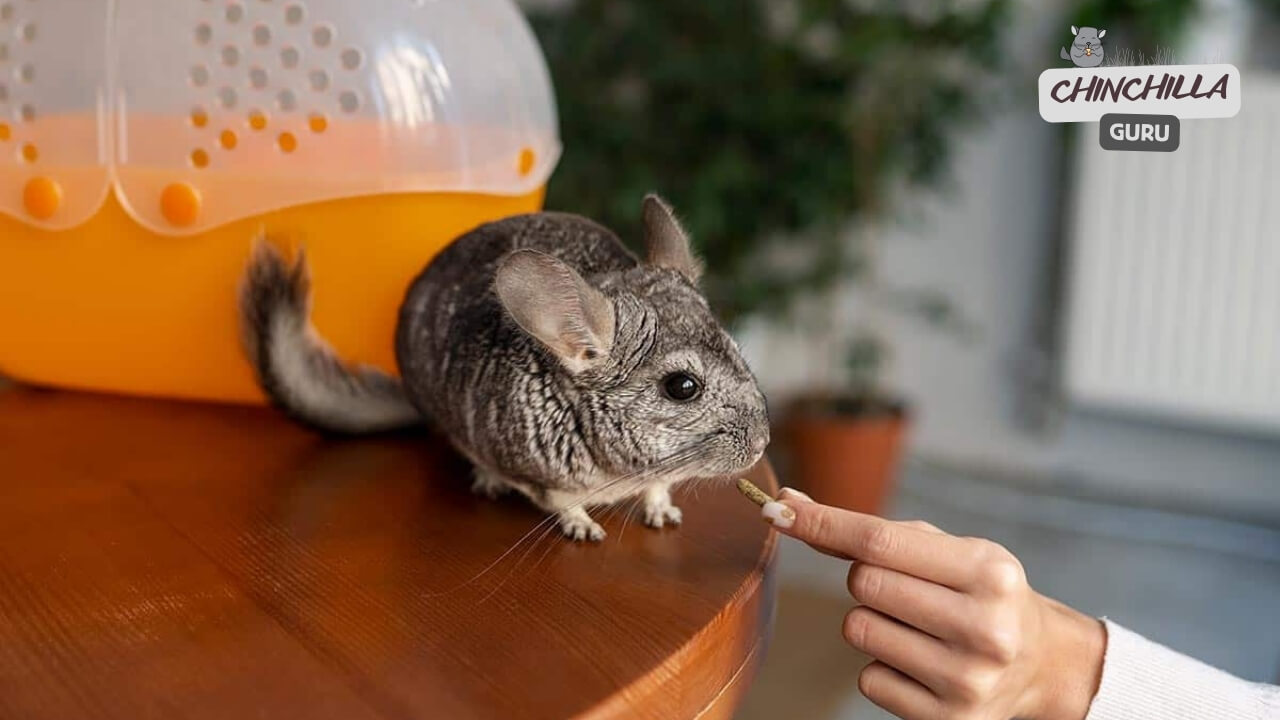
left=191, top=108, right=208, bottom=128
left=20, top=143, right=37, bottom=163
left=23, top=176, right=61, bottom=220
left=0, top=123, right=10, bottom=141
left=190, top=148, right=210, bottom=168
left=248, top=110, right=268, bottom=130
left=518, top=147, right=536, bottom=176
left=277, top=131, right=297, bottom=153
left=307, top=113, right=327, bottom=133
left=220, top=129, right=238, bottom=149
left=160, top=182, right=201, bottom=227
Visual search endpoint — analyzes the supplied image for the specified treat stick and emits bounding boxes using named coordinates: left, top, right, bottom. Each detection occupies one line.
left=736, top=477, right=774, bottom=506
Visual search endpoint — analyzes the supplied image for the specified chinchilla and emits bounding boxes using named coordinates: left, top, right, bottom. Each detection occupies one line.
left=240, top=194, right=770, bottom=541
left=1061, top=25, right=1106, bottom=67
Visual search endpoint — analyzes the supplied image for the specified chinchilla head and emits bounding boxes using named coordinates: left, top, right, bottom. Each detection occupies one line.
left=493, top=194, right=770, bottom=482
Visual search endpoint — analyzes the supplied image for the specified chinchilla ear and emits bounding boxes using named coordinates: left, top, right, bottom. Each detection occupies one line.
left=494, top=250, right=615, bottom=373
left=1098, top=29, right=1106, bottom=38
left=642, top=194, right=703, bottom=284
left=1071, top=25, right=1078, bottom=35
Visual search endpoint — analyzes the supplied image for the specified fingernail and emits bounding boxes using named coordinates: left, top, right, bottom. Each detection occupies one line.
left=762, top=501, right=796, bottom=529
left=779, top=487, right=813, bottom=503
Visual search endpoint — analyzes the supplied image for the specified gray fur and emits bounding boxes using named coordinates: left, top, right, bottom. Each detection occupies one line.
left=238, top=243, right=422, bottom=434
left=240, top=194, right=770, bottom=541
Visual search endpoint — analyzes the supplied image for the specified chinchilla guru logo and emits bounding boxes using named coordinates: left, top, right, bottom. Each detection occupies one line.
left=1039, top=64, right=1241, bottom=123
left=1050, top=69, right=1229, bottom=104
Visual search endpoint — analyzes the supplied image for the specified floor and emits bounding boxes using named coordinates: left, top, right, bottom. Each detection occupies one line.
left=737, top=461, right=1280, bottom=720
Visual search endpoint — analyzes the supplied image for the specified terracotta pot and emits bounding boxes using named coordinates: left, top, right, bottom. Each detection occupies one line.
left=782, top=408, right=909, bottom=515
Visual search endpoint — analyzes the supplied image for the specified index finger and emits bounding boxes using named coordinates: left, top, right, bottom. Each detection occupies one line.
left=766, top=498, right=982, bottom=589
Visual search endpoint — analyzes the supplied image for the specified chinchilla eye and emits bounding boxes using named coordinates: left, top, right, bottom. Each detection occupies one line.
left=661, top=372, right=702, bottom=402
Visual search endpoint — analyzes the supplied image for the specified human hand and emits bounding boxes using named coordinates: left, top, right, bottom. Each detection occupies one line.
left=762, top=489, right=1106, bottom=720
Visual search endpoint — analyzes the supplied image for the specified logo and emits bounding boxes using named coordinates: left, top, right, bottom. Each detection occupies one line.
left=1039, top=63, right=1240, bottom=123
left=1060, top=26, right=1106, bottom=68
left=1039, top=25, right=1241, bottom=152
left=1098, top=113, right=1179, bottom=152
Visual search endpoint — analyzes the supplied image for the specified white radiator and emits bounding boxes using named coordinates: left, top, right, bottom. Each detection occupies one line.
left=1063, top=74, right=1280, bottom=433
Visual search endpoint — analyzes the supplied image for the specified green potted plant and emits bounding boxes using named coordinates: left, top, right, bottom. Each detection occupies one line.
left=528, top=0, right=1010, bottom=512
left=783, top=332, right=907, bottom=512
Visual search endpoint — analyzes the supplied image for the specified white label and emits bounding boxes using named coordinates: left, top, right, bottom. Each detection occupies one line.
left=1039, top=64, right=1241, bottom=122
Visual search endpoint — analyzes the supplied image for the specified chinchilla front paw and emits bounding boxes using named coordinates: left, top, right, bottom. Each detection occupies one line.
left=471, top=469, right=511, bottom=499
left=559, top=509, right=606, bottom=542
left=643, top=491, right=683, bottom=528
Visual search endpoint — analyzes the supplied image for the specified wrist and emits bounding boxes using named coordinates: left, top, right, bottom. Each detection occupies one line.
left=1024, top=594, right=1106, bottom=720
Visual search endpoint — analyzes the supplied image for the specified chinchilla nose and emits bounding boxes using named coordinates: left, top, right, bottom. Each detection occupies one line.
left=749, top=422, right=771, bottom=454
left=751, top=433, right=768, bottom=454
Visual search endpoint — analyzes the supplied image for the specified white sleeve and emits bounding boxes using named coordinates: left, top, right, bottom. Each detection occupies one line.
left=1085, top=619, right=1280, bottom=720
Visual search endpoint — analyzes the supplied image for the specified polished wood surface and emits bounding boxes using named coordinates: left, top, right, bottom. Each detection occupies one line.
left=0, top=386, right=777, bottom=719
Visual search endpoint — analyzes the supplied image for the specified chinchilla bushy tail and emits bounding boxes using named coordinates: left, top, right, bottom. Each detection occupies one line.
left=239, top=240, right=422, bottom=434
left=1060, top=47, right=1070, bottom=60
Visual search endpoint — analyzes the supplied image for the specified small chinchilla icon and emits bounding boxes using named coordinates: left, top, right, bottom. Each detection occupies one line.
left=1060, top=25, right=1106, bottom=68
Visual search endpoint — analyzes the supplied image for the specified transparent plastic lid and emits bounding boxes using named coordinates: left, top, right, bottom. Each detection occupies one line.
left=0, top=0, right=560, bottom=234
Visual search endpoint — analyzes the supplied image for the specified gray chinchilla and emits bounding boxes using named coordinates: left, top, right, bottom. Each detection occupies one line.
left=240, top=195, right=770, bottom=542
left=1060, top=25, right=1106, bottom=68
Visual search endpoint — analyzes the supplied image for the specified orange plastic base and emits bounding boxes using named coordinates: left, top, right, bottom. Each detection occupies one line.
left=0, top=188, right=545, bottom=404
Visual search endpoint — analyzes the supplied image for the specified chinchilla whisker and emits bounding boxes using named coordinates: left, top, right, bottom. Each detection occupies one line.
left=422, top=513, right=564, bottom=598
left=614, top=493, right=647, bottom=543
left=477, top=515, right=570, bottom=604
left=434, top=444, right=711, bottom=598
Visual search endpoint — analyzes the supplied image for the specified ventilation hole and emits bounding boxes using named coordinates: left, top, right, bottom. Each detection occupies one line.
left=307, top=112, right=327, bottom=133
left=195, top=22, right=212, bottom=45
left=0, top=84, right=8, bottom=102
left=20, top=22, right=34, bottom=41
left=0, top=122, right=10, bottom=140
left=338, top=90, right=358, bottom=113
left=17, top=62, right=32, bottom=82
left=218, top=86, right=238, bottom=108
left=0, top=44, right=8, bottom=61
left=190, top=106, right=208, bottom=127
left=277, top=131, right=297, bottom=153
left=340, top=47, right=362, bottom=70
left=190, top=148, right=209, bottom=168
left=249, top=65, right=268, bottom=89
left=219, top=129, right=238, bottom=149
left=252, top=24, right=271, bottom=46
left=19, top=103, right=32, bottom=121
left=276, top=88, right=296, bottom=111
left=20, top=142, right=36, bottom=162
left=307, top=69, right=328, bottom=92
left=280, top=45, right=299, bottom=69
left=311, top=24, right=333, bottom=48
left=225, top=3, right=244, bottom=23
left=518, top=147, right=536, bottom=176
left=221, top=45, right=240, bottom=67
left=0, top=5, right=10, bottom=22
left=284, top=3, right=304, bottom=24
left=190, top=64, right=209, bottom=87
left=248, top=109, right=268, bottom=130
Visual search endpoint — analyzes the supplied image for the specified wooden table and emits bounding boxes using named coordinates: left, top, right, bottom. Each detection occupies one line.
left=0, top=386, right=778, bottom=720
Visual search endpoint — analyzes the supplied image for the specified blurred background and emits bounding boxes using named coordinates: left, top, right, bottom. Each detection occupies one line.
left=521, top=0, right=1280, bottom=716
